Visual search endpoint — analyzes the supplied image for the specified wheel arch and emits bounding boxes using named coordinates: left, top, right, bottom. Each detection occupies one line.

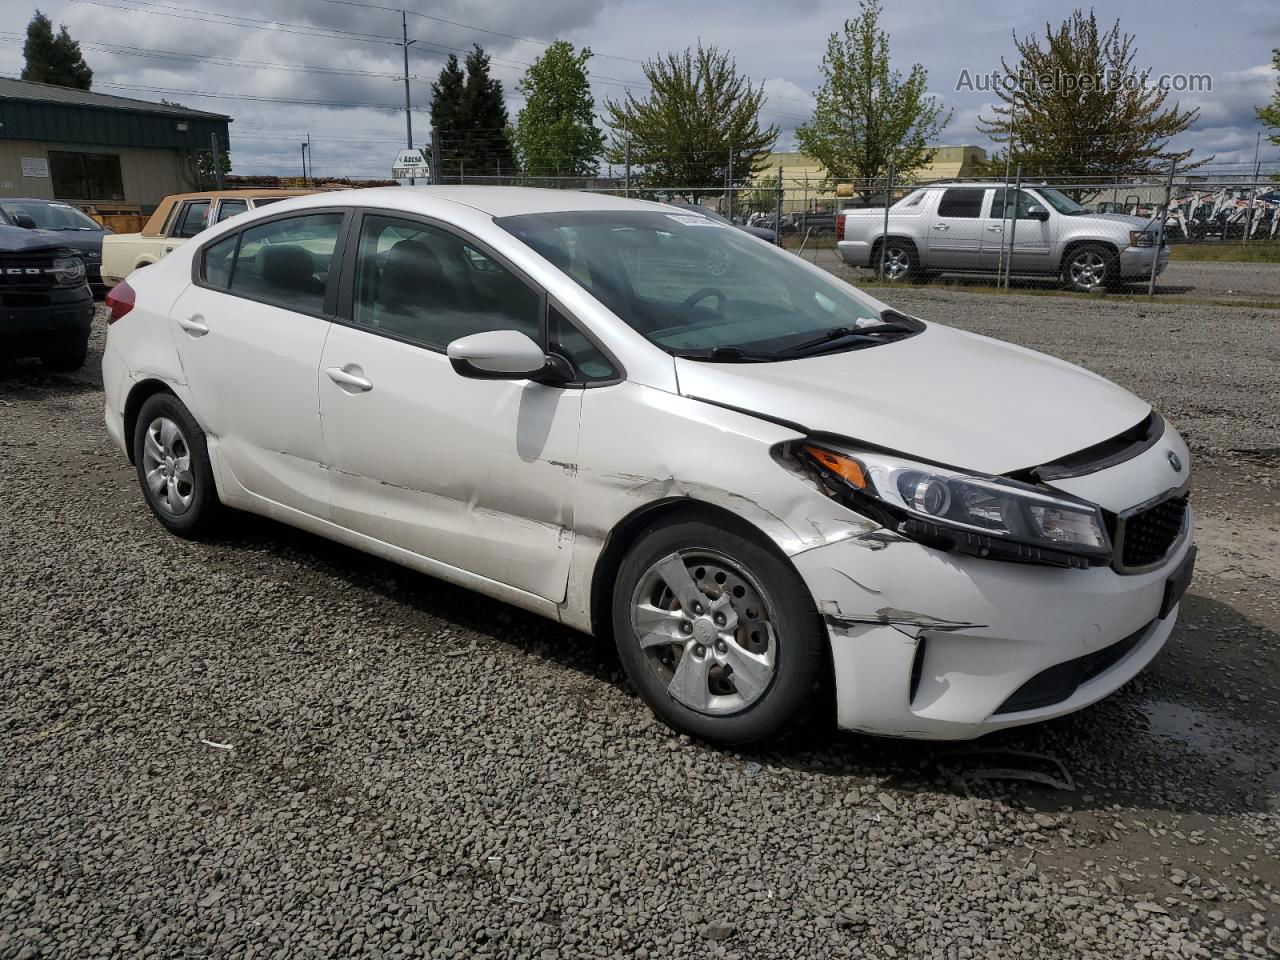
left=1060, top=238, right=1119, bottom=272
left=587, top=497, right=814, bottom=641
left=122, top=378, right=176, bottom=463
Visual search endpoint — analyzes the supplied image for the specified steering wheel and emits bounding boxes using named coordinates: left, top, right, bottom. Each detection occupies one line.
left=682, top=287, right=726, bottom=314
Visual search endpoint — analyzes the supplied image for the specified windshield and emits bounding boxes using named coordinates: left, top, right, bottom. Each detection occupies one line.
left=1, top=200, right=100, bottom=230
left=1036, top=188, right=1088, bottom=216
left=497, top=210, right=913, bottom=359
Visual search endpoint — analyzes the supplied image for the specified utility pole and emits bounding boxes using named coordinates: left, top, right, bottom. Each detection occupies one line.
left=306, top=132, right=312, bottom=184
left=400, top=10, right=417, bottom=184
left=210, top=132, right=224, bottom=190
left=300, top=142, right=308, bottom=185
left=429, top=128, right=440, bottom=184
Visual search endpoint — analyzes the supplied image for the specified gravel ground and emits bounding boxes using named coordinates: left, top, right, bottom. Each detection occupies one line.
left=1, top=300, right=1277, bottom=959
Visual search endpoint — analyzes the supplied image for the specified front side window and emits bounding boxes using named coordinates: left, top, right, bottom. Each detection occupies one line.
left=352, top=214, right=541, bottom=349
left=227, top=212, right=343, bottom=314
left=215, top=199, right=248, bottom=223
left=498, top=211, right=898, bottom=359
left=936, top=189, right=987, bottom=219
left=991, top=189, right=1039, bottom=220
left=173, top=200, right=212, bottom=239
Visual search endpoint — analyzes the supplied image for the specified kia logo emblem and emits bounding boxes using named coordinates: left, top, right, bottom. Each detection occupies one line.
left=1167, top=450, right=1182, bottom=472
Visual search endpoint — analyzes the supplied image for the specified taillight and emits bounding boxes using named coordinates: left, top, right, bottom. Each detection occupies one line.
left=836, top=213, right=846, bottom=242
left=105, top=280, right=135, bottom=324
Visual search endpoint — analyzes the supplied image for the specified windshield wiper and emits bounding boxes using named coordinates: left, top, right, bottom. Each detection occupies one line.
left=673, top=346, right=775, bottom=363
left=773, top=321, right=913, bottom=359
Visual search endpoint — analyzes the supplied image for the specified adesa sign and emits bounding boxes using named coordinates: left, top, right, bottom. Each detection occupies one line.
left=392, top=149, right=430, bottom=181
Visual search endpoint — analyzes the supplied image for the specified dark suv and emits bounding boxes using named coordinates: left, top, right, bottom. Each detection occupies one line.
left=0, top=223, right=95, bottom=371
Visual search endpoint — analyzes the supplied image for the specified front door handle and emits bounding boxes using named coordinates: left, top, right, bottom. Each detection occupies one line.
left=177, top=315, right=209, bottom=336
left=987, top=225, right=1004, bottom=232
left=326, top=366, right=373, bottom=392
left=931, top=223, right=950, bottom=231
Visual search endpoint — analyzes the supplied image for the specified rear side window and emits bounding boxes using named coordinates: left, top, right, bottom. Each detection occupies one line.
left=173, top=200, right=211, bottom=238
left=226, top=213, right=344, bottom=314
left=203, top=233, right=238, bottom=288
left=351, top=214, right=541, bottom=350
left=936, top=189, right=986, bottom=219
left=215, top=199, right=248, bottom=223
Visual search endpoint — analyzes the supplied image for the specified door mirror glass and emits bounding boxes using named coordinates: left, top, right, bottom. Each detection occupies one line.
left=1026, top=204, right=1050, bottom=221
left=12, top=213, right=37, bottom=229
left=447, top=330, right=565, bottom=381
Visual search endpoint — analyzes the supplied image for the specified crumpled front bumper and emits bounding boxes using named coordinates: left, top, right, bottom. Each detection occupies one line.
left=791, top=520, right=1193, bottom=740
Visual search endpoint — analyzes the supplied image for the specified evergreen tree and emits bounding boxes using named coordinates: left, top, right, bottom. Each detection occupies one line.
left=430, top=46, right=514, bottom=180
left=21, top=10, right=93, bottom=90
left=513, top=41, right=604, bottom=178
left=1258, top=48, right=1280, bottom=180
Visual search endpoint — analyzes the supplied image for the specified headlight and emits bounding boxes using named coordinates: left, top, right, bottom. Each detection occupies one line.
left=1129, top=230, right=1156, bottom=247
left=52, top=256, right=86, bottom=286
left=799, top=444, right=1112, bottom=568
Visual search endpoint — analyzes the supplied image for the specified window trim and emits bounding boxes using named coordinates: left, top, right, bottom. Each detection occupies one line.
left=190, top=206, right=354, bottom=321
left=332, top=207, right=625, bottom=388
left=172, top=199, right=214, bottom=240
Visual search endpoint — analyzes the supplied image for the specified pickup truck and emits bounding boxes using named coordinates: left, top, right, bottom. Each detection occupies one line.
left=836, top=183, right=1169, bottom=291
left=101, top=189, right=320, bottom=286
left=0, top=223, right=94, bottom=370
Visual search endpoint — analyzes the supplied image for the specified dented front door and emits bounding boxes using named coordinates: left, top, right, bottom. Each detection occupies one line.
left=318, top=323, right=581, bottom=602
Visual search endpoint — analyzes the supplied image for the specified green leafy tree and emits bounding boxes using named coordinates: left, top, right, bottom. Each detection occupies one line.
left=21, top=9, right=93, bottom=89
left=604, top=43, right=777, bottom=189
left=431, top=46, right=515, bottom=180
left=1258, top=48, right=1280, bottom=180
left=795, top=0, right=949, bottom=199
left=978, top=9, right=1201, bottom=179
left=513, top=41, right=604, bottom=177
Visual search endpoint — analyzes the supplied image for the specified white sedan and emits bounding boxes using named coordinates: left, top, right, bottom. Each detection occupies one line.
left=102, top=187, right=1195, bottom=744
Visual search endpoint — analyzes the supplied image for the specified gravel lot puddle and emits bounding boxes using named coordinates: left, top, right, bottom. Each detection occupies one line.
left=1141, top=698, right=1280, bottom=795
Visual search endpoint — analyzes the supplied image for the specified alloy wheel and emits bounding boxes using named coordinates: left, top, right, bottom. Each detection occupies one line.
left=881, top=246, right=911, bottom=280
left=629, top=550, right=778, bottom=715
left=1069, top=250, right=1107, bottom=288
left=141, top=416, right=195, bottom=516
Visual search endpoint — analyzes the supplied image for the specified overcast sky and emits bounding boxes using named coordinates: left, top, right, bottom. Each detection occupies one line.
left=1, top=0, right=1277, bottom=179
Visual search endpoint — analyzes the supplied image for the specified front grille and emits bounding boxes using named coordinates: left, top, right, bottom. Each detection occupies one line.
left=1118, top=494, right=1188, bottom=569
left=994, top=621, right=1151, bottom=715
left=0, top=252, right=61, bottom=291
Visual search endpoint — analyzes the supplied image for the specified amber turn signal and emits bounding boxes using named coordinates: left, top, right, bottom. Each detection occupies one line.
left=802, top=445, right=868, bottom=490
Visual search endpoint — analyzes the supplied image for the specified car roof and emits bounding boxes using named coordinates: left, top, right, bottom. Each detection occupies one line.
left=293, top=185, right=673, bottom=218
left=162, top=189, right=326, bottom=202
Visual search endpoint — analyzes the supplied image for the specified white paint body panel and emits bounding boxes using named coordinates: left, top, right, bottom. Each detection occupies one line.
left=102, top=186, right=1195, bottom=741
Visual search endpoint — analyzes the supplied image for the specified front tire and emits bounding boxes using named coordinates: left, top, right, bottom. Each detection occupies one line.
left=611, top=513, right=827, bottom=746
left=1062, top=243, right=1118, bottom=292
left=132, top=393, right=220, bottom=538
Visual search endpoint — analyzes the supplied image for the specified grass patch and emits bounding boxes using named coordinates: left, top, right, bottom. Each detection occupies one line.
left=1167, top=243, right=1280, bottom=263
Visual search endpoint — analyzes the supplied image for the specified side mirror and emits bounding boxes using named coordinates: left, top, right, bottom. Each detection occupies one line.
left=13, top=213, right=37, bottom=229
left=1026, top=205, right=1049, bottom=221
left=447, top=330, right=572, bottom=384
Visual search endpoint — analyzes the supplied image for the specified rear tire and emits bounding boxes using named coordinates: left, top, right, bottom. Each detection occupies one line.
left=1061, top=243, right=1119, bottom=292
left=132, top=393, right=221, bottom=539
left=611, top=513, right=828, bottom=746
left=873, top=239, right=920, bottom=282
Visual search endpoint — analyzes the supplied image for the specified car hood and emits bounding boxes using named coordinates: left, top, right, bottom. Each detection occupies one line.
left=674, top=322, right=1151, bottom=475
left=1082, top=213, right=1158, bottom=230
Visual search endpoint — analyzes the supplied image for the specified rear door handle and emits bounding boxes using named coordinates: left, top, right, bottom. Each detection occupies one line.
left=326, top=366, right=373, bottom=392
left=177, top=315, right=209, bottom=336
left=931, top=223, right=950, bottom=231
